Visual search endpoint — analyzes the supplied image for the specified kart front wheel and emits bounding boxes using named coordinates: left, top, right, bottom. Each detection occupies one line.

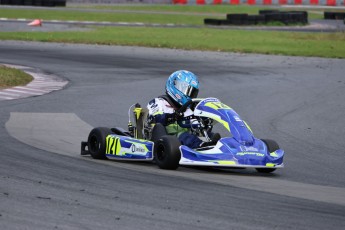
left=256, top=139, right=279, bottom=173
left=154, top=135, right=181, bottom=170
left=87, top=127, right=112, bottom=159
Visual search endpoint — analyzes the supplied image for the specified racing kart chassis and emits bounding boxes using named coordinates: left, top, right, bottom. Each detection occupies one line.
left=81, top=98, right=284, bottom=173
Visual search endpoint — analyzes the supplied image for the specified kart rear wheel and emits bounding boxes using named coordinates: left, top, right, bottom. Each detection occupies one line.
left=256, top=139, right=279, bottom=173
left=87, top=127, right=112, bottom=159
left=154, top=135, right=181, bottom=170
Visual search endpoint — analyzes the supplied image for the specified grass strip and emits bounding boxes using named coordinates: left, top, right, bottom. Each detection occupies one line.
left=69, top=5, right=265, bottom=14
left=0, top=8, right=221, bottom=25
left=0, top=65, right=33, bottom=89
left=0, top=6, right=322, bottom=26
left=0, top=27, right=344, bottom=58
left=68, top=4, right=323, bottom=19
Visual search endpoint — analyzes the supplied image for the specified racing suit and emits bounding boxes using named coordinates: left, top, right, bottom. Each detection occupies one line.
left=147, top=96, right=203, bottom=149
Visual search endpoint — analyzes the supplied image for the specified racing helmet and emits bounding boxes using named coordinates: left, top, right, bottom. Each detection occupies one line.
left=166, top=70, right=199, bottom=106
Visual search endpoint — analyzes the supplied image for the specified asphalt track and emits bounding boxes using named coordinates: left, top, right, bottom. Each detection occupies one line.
left=1, top=18, right=345, bottom=33
left=0, top=41, right=345, bottom=229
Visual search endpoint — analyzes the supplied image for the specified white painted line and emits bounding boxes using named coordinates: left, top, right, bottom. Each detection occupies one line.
left=14, top=87, right=49, bottom=93
left=28, top=82, right=53, bottom=85
left=39, top=88, right=60, bottom=91
left=28, top=85, right=59, bottom=89
left=0, top=63, right=67, bottom=101
left=27, top=81, right=46, bottom=86
left=0, top=91, right=19, bottom=96
left=4, top=89, right=41, bottom=95
left=31, top=77, right=45, bottom=80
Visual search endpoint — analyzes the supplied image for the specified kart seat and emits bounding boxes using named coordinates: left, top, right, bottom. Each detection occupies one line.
left=111, top=127, right=132, bottom=137
left=150, top=123, right=168, bottom=143
left=135, top=107, right=149, bottom=139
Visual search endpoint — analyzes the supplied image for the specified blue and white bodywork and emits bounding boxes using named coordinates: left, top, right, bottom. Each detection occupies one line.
left=179, top=98, right=284, bottom=168
left=105, top=134, right=154, bottom=160
left=82, top=97, right=284, bottom=172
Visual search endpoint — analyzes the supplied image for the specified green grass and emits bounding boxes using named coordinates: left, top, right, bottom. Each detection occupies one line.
left=0, top=5, right=322, bottom=26
left=70, top=4, right=264, bottom=14
left=0, top=65, right=33, bottom=89
left=0, top=8, right=211, bottom=25
left=68, top=4, right=323, bottom=19
left=1, top=27, right=344, bottom=58
left=0, top=5, right=342, bottom=58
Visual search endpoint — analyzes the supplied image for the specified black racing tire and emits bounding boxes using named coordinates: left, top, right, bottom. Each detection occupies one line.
left=33, top=0, right=43, bottom=6
left=204, top=18, right=222, bottom=26
left=154, top=135, right=181, bottom=170
left=87, top=127, right=112, bottom=159
left=256, top=139, right=280, bottom=173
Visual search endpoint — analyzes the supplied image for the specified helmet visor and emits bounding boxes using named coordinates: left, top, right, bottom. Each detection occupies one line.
left=174, top=80, right=199, bottom=99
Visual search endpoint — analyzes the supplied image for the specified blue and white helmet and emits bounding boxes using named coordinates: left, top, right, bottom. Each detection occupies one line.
left=166, top=70, right=199, bottom=106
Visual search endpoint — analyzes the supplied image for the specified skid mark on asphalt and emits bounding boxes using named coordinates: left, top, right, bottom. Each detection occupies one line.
left=0, top=64, right=68, bottom=101
left=5, top=112, right=345, bottom=207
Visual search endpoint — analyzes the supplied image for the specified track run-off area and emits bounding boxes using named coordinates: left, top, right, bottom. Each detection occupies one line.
left=0, top=41, right=344, bottom=229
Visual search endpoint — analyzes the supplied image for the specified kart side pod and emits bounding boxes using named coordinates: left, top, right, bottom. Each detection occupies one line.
left=81, top=127, right=154, bottom=160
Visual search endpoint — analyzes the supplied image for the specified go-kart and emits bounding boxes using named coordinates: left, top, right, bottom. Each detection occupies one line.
left=81, top=97, right=284, bottom=173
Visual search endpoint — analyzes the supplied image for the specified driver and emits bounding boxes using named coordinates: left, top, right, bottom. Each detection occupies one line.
left=147, top=70, right=220, bottom=149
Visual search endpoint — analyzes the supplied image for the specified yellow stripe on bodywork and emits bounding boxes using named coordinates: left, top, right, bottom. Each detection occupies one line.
left=218, top=119, right=230, bottom=132
left=266, top=163, right=275, bottom=167
left=209, top=160, right=236, bottom=165
left=243, top=120, right=253, bottom=134
left=106, top=135, right=112, bottom=154
left=205, top=102, right=231, bottom=110
left=114, top=137, right=121, bottom=155
left=152, top=111, right=163, bottom=116
left=106, top=135, right=121, bottom=155
left=202, top=102, right=232, bottom=132
left=270, top=151, right=278, bottom=157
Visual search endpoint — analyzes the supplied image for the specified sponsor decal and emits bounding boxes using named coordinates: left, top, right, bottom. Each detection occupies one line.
left=176, top=94, right=181, bottom=99
left=131, top=144, right=146, bottom=153
left=234, top=116, right=242, bottom=122
left=204, top=98, right=219, bottom=103
left=236, top=152, right=264, bottom=157
left=240, top=146, right=258, bottom=152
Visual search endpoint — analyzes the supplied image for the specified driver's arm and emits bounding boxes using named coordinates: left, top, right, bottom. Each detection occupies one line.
left=147, top=98, right=175, bottom=126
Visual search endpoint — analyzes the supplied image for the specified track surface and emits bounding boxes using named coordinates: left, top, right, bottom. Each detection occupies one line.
left=1, top=18, right=345, bottom=33
left=0, top=41, right=344, bottom=229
